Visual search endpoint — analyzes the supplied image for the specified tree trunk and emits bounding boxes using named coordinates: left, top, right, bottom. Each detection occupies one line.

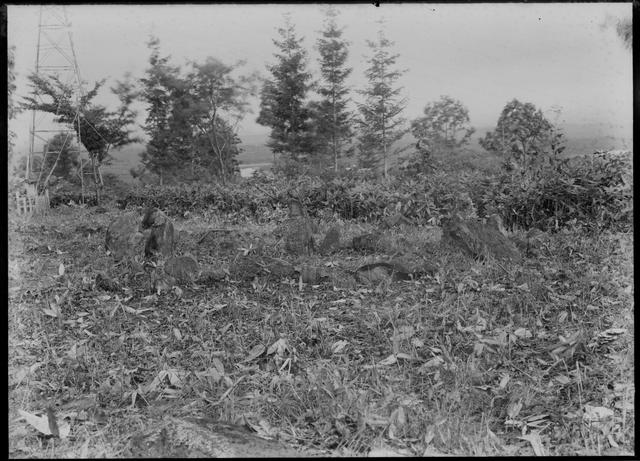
left=79, top=159, right=85, bottom=205
left=382, top=124, right=388, bottom=180
left=332, top=90, right=338, bottom=172
left=91, top=156, right=102, bottom=205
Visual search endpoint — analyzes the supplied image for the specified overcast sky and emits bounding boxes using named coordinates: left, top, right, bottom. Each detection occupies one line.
left=8, top=3, right=632, bottom=155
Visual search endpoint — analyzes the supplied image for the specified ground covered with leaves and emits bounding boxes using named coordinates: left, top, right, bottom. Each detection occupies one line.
left=8, top=203, right=634, bottom=457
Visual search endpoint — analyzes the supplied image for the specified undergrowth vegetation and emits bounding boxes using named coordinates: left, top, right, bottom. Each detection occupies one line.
left=8, top=151, right=634, bottom=456
left=104, top=150, right=633, bottom=234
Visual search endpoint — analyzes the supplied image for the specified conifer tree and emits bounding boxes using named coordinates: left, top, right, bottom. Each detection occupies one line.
left=257, top=14, right=314, bottom=162
left=313, top=7, right=353, bottom=171
left=357, top=23, right=407, bottom=179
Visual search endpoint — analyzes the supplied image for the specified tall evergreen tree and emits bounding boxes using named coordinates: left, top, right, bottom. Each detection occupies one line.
left=357, top=23, right=407, bottom=179
left=313, top=7, right=353, bottom=171
left=257, top=14, right=314, bottom=162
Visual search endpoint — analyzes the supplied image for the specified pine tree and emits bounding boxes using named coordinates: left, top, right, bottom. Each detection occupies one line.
left=357, top=24, right=407, bottom=179
left=257, top=14, right=314, bottom=162
left=313, top=7, right=353, bottom=172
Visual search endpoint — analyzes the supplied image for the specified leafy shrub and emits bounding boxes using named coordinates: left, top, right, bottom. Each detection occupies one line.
left=474, top=151, right=632, bottom=232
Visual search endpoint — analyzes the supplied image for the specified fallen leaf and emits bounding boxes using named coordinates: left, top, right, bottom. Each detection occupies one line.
left=390, top=406, right=406, bottom=428
left=58, top=263, right=65, bottom=276
left=519, top=431, right=546, bottom=456
left=18, top=410, right=52, bottom=435
left=267, top=338, right=289, bottom=356
left=507, top=399, right=523, bottom=419
left=378, top=354, right=398, bottom=366
left=18, top=409, right=70, bottom=438
left=423, top=356, right=444, bottom=368
left=331, top=340, right=348, bottom=354
left=583, top=405, right=614, bottom=423
left=244, top=344, right=266, bottom=362
left=514, top=328, right=532, bottom=339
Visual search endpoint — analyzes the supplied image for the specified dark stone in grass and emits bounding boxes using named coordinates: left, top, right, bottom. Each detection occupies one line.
left=262, top=257, right=296, bottom=278
left=442, top=214, right=521, bottom=263
left=355, top=261, right=412, bottom=284
left=229, top=255, right=263, bottom=281
left=142, top=207, right=175, bottom=258
left=198, top=267, right=228, bottom=283
left=281, top=199, right=315, bottom=256
left=389, top=254, right=438, bottom=277
left=319, top=227, right=341, bottom=255
left=352, top=233, right=380, bottom=253
left=164, top=255, right=199, bottom=282
left=126, top=417, right=307, bottom=458
left=105, top=212, right=145, bottom=261
left=355, top=263, right=397, bottom=284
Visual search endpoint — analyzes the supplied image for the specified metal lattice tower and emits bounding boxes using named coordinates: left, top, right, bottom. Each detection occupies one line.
left=27, top=5, right=85, bottom=186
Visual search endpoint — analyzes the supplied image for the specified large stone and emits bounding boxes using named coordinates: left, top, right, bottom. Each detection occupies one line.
left=105, top=212, right=145, bottom=261
left=142, top=207, right=175, bottom=258
left=318, top=227, right=341, bottom=255
left=126, top=417, right=310, bottom=458
left=262, top=257, right=296, bottom=278
left=281, top=200, right=315, bottom=256
left=352, top=233, right=380, bottom=253
left=164, top=255, right=199, bottom=282
left=355, top=263, right=399, bottom=285
left=389, top=254, right=438, bottom=277
left=198, top=267, right=228, bottom=283
left=442, top=214, right=521, bottom=263
left=229, top=255, right=263, bottom=281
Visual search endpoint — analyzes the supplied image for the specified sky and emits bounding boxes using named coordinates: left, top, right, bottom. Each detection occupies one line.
left=7, top=3, right=633, bottom=158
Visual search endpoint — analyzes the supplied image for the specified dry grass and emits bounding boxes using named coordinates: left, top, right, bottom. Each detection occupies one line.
left=8, top=204, right=634, bottom=457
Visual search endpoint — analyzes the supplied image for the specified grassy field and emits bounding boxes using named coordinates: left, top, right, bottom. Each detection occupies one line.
left=8, top=198, right=634, bottom=456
